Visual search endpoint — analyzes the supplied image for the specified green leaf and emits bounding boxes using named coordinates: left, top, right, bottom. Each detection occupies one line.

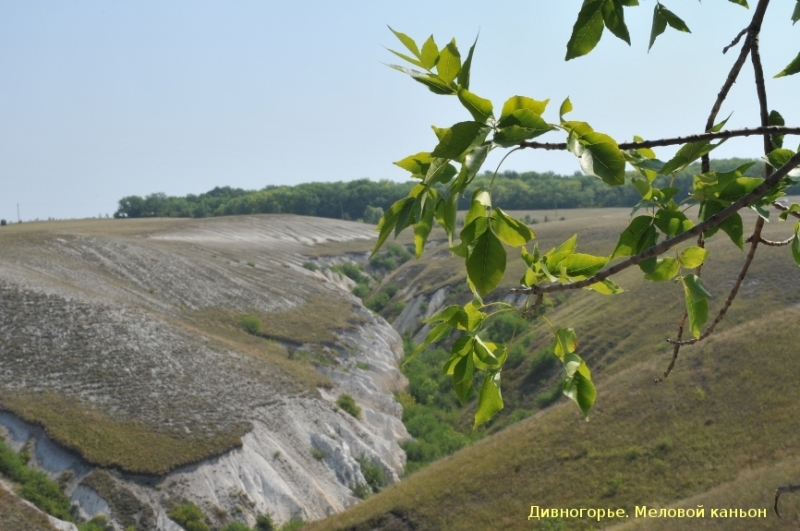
left=654, top=210, right=694, bottom=236
left=411, top=73, right=454, bottom=95
left=490, top=208, right=535, bottom=247
left=388, top=27, right=421, bottom=59
left=545, top=234, right=578, bottom=267
left=586, top=279, right=624, bottom=295
left=394, top=152, right=433, bottom=178
left=721, top=213, right=745, bottom=250
left=551, top=328, right=577, bottom=361
left=793, top=229, right=800, bottom=266
left=660, top=140, right=717, bottom=175
left=430, top=122, right=490, bottom=160
left=562, top=253, right=608, bottom=278
left=499, top=96, right=549, bottom=120
left=386, top=48, right=425, bottom=69
left=727, top=0, right=748, bottom=7
left=452, top=216, right=489, bottom=257
left=474, top=372, right=503, bottom=428
left=457, top=34, right=479, bottom=89
left=718, top=177, right=764, bottom=202
left=793, top=1, right=800, bottom=25
left=436, top=39, right=461, bottom=84
left=452, top=353, right=475, bottom=405
left=660, top=5, right=690, bottom=32
left=566, top=0, right=606, bottom=60
left=562, top=353, right=596, bottom=420
left=372, top=197, right=413, bottom=258
left=425, top=305, right=462, bottom=324
left=576, top=132, right=626, bottom=186
left=612, top=216, right=654, bottom=258
left=679, top=246, right=708, bottom=269
left=683, top=274, right=711, bottom=338
left=409, top=322, right=453, bottom=362
left=765, top=148, right=795, bottom=171
left=648, top=3, right=668, bottom=50
left=602, top=0, right=631, bottom=45
left=423, top=158, right=458, bottom=185
left=473, top=336, right=500, bottom=370
left=780, top=203, right=800, bottom=221
left=414, top=198, right=435, bottom=258
left=466, top=230, right=506, bottom=297
left=643, top=258, right=679, bottom=282
left=457, top=88, right=494, bottom=123
left=394, top=193, right=417, bottom=238
left=559, top=97, right=573, bottom=121
left=768, top=111, right=785, bottom=149
left=420, top=35, right=438, bottom=70
left=775, top=51, right=800, bottom=78
left=637, top=225, right=659, bottom=274
left=452, top=143, right=490, bottom=193
left=443, top=336, right=473, bottom=375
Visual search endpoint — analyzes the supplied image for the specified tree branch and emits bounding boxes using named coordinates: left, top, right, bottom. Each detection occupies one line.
left=655, top=311, right=686, bottom=383
left=667, top=221, right=762, bottom=346
left=747, top=234, right=793, bottom=246
left=722, top=27, right=749, bottom=54
left=509, top=151, right=800, bottom=296
left=703, top=30, right=752, bottom=173
left=772, top=201, right=800, bottom=219
left=519, top=126, right=800, bottom=152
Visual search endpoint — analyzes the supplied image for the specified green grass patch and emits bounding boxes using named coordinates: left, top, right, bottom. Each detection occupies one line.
left=337, top=394, right=362, bottom=420
left=0, top=435, right=72, bottom=521
left=0, top=391, right=245, bottom=475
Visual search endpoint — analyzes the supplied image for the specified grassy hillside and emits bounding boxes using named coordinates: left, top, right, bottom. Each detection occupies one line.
left=0, top=215, right=375, bottom=475
left=305, top=204, right=800, bottom=530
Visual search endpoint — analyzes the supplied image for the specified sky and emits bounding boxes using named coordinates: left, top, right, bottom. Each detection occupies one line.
left=1, top=1, right=798, bottom=221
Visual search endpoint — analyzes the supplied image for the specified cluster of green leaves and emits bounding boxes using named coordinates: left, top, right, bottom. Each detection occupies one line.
left=379, top=9, right=800, bottom=427
left=77, top=516, right=111, bottom=531
left=0, top=436, right=72, bottom=521
left=219, top=514, right=305, bottom=531
left=565, top=0, right=799, bottom=78
left=355, top=455, right=386, bottom=494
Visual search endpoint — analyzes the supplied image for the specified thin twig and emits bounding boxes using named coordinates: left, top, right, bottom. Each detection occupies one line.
left=703, top=29, right=753, bottom=173
left=746, top=235, right=793, bottom=246
left=519, top=126, right=800, bottom=152
left=775, top=484, right=800, bottom=518
left=772, top=201, right=800, bottom=219
left=509, top=151, right=800, bottom=296
left=723, top=27, right=749, bottom=54
left=668, top=219, right=763, bottom=346
left=655, top=312, right=686, bottom=383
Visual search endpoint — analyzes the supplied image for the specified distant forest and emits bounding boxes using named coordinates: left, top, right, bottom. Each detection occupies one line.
left=114, top=158, right=768, bottom=221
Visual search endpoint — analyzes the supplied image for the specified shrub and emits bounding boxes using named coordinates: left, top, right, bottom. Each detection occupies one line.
left=0, top=219, right=6, bottom=226
left=337, top=394, right=362, bottom=419
left=351, top=284, right=370, bottom=299
left=280, top=519, right=305, bottom=531
left=311, top=447, right=326, bottom=461
left=77, top=516, right=110, bottom=531
left=355, top=456, right=386, bottom=493
left=301, top=261, right=317, bottom=271
left=351, top=482, right=371, bottom=499
left=239, top=315, right=263, bottom=335
left=0, top=437, right=72, bottom=521
left=366, top=292, right=390, bottom=312
left=168, top=503, right=210, bottom=531
left=255, top=513, right=275, bottom=531
left=330, top=263, right=368, bottom=284
left=222, top=522, right=252, bottom=531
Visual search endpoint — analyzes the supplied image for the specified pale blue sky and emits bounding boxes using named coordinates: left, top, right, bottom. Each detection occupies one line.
left=1, top=1, right=798, bottom=220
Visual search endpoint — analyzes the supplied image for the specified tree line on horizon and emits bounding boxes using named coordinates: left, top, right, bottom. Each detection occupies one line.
left=113, top=158, right=767, bottom=221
